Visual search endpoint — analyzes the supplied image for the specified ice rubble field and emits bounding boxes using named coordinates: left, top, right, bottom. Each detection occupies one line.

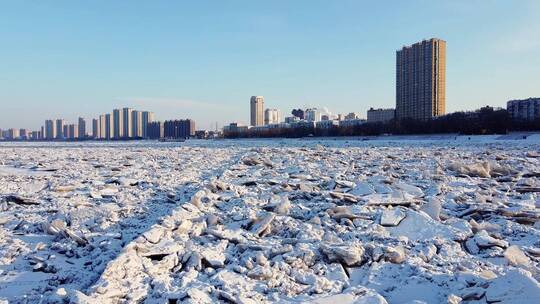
left=0, top=138, right=539, bottom=304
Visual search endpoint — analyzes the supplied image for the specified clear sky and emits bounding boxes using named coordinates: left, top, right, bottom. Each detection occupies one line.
left=1, top=0, right=539, bottom=130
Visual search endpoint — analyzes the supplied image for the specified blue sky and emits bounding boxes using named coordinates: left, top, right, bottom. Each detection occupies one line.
left=1, top=0, right=539, bottom=130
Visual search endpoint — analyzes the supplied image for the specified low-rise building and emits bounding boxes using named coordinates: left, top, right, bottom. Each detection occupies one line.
left=507, top=98, right=540, bottom=120
left=223, top=122, right=250, bottom=135
left=340, top=119, right=367, bottom=128
left=285, top=116, right=300, bottom=124
left=367, top=108, right=395, bottom=123
left=345, top=112, right=360, bottom=120
left=316, top=120, right=339, bottom=129
left=195, top=130, right=209, bottom=139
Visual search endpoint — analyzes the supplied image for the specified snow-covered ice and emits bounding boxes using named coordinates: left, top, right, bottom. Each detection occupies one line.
left=0, top=138, right=539, bottom=303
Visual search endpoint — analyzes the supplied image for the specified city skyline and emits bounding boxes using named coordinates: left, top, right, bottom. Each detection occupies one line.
left=1, top=1, right=540, bottom=129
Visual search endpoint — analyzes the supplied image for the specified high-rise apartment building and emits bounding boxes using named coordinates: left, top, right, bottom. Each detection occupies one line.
left=141, top=111, right=154, bottom=138
left=147, top=121, right=164, bottom=139
left=132, top=110, right=143, bottom=138
left=55, top=119, right=65, bottom=139
left=113, top=109, right=123, bottom=139
left=99, top=115, right=107, bottom=139
left=264, top=109, right=281, bottom=125
left=7, top=129, right=20, bottom=140
left=62, top=125, right=69, bottom=139
left=122, top=108, right=133, bottom=138
left=92, top=119, right=100, bottom=138
left=250, top=96, right=264, bottom=126
left=105, top=113, right=113, bottom=139
left=45, top=119, right=56, bottom=139
left=163, top=119, right=196, bottom=139
left=78, top=117, right=86, bottom=138
left=396, top=38, right=446, bottom=121
left=66, top=124, right=78, bottom=139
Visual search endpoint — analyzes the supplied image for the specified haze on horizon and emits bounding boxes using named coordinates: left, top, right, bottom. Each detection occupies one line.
left=1, top=0, right=539, bottom=130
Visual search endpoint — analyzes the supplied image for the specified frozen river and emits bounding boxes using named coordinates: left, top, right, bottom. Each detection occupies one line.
left=0, top=138, right=539, bottom=303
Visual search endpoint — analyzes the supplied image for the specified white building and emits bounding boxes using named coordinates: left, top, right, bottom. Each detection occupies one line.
left=306, top=107, right=333, bottom=122
left=264, top=109, right=281, bottom=125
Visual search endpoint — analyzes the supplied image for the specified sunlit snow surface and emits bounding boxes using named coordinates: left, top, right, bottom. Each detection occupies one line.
left=0, top=137, right=539, bottom=303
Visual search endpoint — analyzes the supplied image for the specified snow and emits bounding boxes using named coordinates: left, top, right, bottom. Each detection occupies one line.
left=0, top=138, right=539, bottom=303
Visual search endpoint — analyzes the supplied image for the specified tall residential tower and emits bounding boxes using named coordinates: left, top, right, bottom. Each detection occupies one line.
left=250, top=96, right=264, bottom=126
left=122, top=107, right=133, bottom=138
left=113, top=109, right=123, bottom=139
left=396, top=38, right=446, bottom=121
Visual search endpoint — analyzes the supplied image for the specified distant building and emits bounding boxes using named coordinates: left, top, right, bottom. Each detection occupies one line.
left=316, top=120, right=339, bottom=129
left=345, top=112, right=360, bottom=120
left=147, top=121, right=163, bottom=139
left=55, top=119, right=65, bottom=139
left=7, top=128, right=20, bottom=139
left=195, top=130, right=209, bottom=139
left=78, top=117, right=86, bottom=138
left=264, top=109, right=281, bottom=125
left=45, top=120, right=56, bottom=139
left=113, top=109, right=123, bottom=139
left=63, top=125, right=69, bottom=139
left=98, top=115, right=107, bottom=139
left=285, top=116, right=300, bottom=124
left=19, top=129, right=29, bottom=139
left=30, top=131, right=41, bottom=140
left=163, top=119, right=195, bottom=139
left=223, top=122, right=249, bottom=134
left=305, top=108, right=320, bottom=122
left=141, top=111, right=154, bottom=138
left=507, top=98, right=540, bottom=121
left=250, top=96, right=264, bottom=126
left=340, top=119, right=366, bottom=128
left=305, top=108, right=331, bottom=122
left=92, top=118, right=100, bottom=139
left=396, top=38, right=446, bottom=121
left=104, top=113, right=113, bottom=139
left=132, top=110, right=142, bottom=138
left=367, top=108, right=395, bottom=123
left=65, top=124, right=78, bottom=139
left=122, top=108, right=133, bottom=138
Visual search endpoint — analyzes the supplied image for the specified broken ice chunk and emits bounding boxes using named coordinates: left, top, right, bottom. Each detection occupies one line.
left=380, top=207, right=406, bottom=226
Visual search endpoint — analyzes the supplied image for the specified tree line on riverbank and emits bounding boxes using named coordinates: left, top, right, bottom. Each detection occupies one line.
left=225, top=107, right=540, bottom=138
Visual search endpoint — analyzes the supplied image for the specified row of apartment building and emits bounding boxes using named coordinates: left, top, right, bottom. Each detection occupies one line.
left=1, top=107, right=196, bottom=140
left=40, top=109, right=155, bottom=140
left=89, top=108, right=155, bottom=140
left=145, top=119, right=196, bottom=139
